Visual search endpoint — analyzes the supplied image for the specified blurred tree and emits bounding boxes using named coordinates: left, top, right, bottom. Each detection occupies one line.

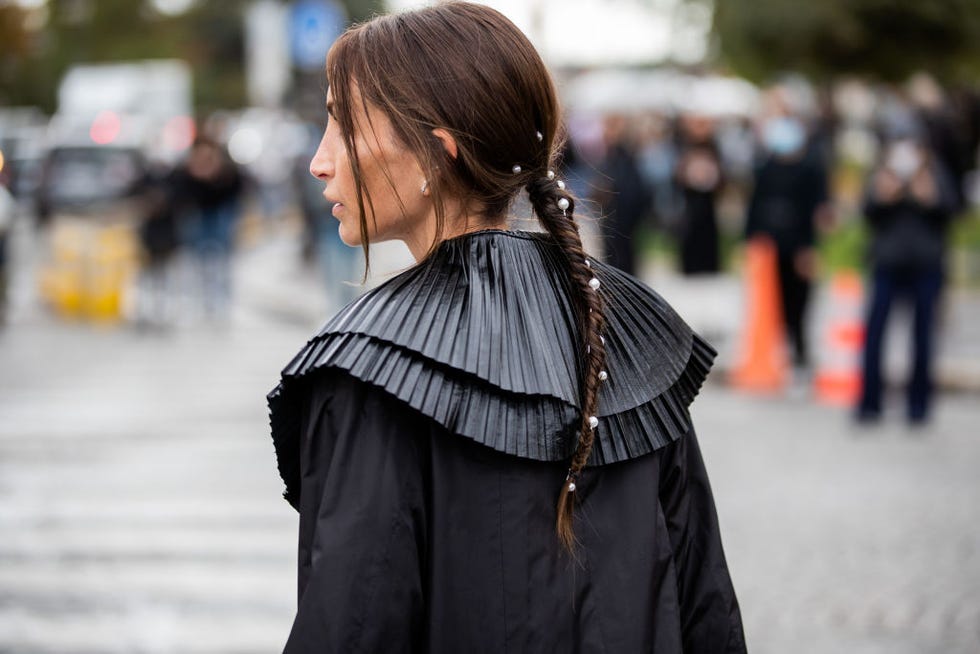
left=340, top=0, right=383, bottom=24
left=711, top=0, right=980, bottom=82
left=0, top=4, right=32, bottom=105
left=0, top=4, right=31, bottom=62
left=2, top=0, right=251, bottom=113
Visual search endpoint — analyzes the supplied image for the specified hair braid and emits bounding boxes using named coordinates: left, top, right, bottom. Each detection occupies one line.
left=526, top=176, right=608, bottom=551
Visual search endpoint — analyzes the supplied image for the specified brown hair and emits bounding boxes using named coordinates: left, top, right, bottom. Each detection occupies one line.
left=326, top=1, right=607, bottom=550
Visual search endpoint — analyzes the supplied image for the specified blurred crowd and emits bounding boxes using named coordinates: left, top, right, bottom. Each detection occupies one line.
left=573, top=74, right=979, bottom=424
left=0, top=107, right=361, bottom=330
left=1, top=71, right=978, bottom=424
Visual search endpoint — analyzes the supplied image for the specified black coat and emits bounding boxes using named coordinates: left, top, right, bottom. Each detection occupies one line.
left=745, top=151, right=828, bottom=255
left=269, top=230, right=746, bottom=653
left=863, top=164, right=957, bottom=273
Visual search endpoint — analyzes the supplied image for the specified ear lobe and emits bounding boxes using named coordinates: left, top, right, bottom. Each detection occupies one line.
left=432, top=128, right=459, bottom=160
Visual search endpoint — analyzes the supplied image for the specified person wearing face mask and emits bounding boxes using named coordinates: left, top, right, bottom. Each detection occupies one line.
left=744, top=114, right=830, bottom=384
left=855, top=137, right=957, bottom=425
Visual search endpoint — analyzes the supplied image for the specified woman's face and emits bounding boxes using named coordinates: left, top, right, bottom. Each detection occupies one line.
left=309, top=86, right=430, bottom=252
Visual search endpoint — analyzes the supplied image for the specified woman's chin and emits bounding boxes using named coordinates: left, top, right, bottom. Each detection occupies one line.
left=337, top=221, right=361, bottom=248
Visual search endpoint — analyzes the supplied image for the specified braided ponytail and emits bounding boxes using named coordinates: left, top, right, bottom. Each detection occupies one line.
left=526, top=175, right=609, bottom=551
left=325, top=0, right=609, bottom=552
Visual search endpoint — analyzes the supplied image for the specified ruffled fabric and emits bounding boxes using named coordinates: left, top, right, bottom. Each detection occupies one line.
left=269, top=230, right=715, bottom=509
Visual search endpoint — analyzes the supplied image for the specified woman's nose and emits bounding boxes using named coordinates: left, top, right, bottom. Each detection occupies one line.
left=309, top=134, right=333, bottom=180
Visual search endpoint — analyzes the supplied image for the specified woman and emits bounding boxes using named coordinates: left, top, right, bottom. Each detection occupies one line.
left=744, top=113, right=828, bottom=376
left=269, top=3, right=745, bottom=652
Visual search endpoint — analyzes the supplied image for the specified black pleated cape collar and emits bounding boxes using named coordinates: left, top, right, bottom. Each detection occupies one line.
left=269, top=230, right=715, bottom=509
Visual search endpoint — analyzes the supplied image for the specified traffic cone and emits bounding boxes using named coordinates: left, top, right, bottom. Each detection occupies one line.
left=813, top=272, right=865, bottom=406
left=729, top=237, right=789, bottom=392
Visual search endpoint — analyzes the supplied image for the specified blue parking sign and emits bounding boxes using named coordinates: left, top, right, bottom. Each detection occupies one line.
left=290, top=0, right=346, bottom=71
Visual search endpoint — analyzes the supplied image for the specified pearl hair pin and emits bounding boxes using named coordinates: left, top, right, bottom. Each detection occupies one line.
left=536, top=131, right=543, bottom=142
left=557, top=180, right=566, bottom=190
left=557, top=197, right=570, bottom=212
left=588, top=416, right=599, bottom=429
left=512, top=164, right=522, bottom=174
left=599, top=370, right=608, bottom=382
left=547, top=170, right=555, bottom=180
left=589, top=277, right=600, bottom=290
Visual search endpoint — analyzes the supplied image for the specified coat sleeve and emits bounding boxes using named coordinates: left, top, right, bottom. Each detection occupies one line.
left=284, top=374, right=428, bottom=654
left=659, top=427, right=747, bottom=654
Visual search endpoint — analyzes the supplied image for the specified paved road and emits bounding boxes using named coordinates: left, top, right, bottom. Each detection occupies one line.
left=0, top=225, right=978, bottom=653
left=696, top=387, right=980, bottom=654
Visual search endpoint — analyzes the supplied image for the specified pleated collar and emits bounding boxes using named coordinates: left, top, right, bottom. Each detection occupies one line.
left=269, top=230, right=715, bottom=509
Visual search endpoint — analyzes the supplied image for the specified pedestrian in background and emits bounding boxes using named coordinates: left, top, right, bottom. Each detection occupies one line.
left=636, top=112, right=681, bottom=239
left=745, top=112, right=829, bottom=381
left=856, top=135, right=958, bottom=425
left=590, top=114, right=651, bottom=275
left=675, top=113, right=724, bottom=275
left=173, top=137, right=244, bottom=321
left=269, top=3, right=745, bottom=651
left=135, top=165, right=180, bottom=329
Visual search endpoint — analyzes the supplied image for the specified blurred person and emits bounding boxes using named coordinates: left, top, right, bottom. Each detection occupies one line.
left=590, top=114, right=651, bottom=275
left=564, top=113, right=606, bottom=209
left=637, top=112, right=680, bottom=231
left=907, top=74, right=970, bottom=211
left=856, top=137, right=957, bottom=425
left=745, top=113, right=829, bottom=380
left=135, top=165, right=181, bottom=330
left=172, top=137, right=244, bottom=320
left=675, top=114, right=724, bottom=275
left=716, top=116, right=757, bottom=188
left=269, top=4, right=745, bottom=652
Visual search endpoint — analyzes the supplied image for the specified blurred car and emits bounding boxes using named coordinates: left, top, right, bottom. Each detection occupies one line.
left=0, top=110, right=49, bottom=214
left=35, top=145, right=148, bottom=321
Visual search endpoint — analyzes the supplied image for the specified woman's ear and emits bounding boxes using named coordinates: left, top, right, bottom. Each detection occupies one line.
left=432, top=128, right=458, bottom=160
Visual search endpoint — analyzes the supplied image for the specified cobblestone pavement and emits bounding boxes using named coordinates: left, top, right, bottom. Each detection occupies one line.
left=0, top=229, right=978, bottom=653
left=695, top=386, right=980, bottom=654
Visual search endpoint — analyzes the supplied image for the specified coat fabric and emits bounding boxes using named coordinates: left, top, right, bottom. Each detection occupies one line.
left=269, top=230, right=746, bottom=653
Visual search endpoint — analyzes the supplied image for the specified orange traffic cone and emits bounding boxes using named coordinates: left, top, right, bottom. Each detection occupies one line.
left=729, top=237, right=789, bottom=393
left=813, top=272, right=865, bottom=406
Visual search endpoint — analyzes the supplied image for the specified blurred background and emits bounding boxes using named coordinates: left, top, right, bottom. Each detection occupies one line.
left=1, top=0, right=979, bottom=652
